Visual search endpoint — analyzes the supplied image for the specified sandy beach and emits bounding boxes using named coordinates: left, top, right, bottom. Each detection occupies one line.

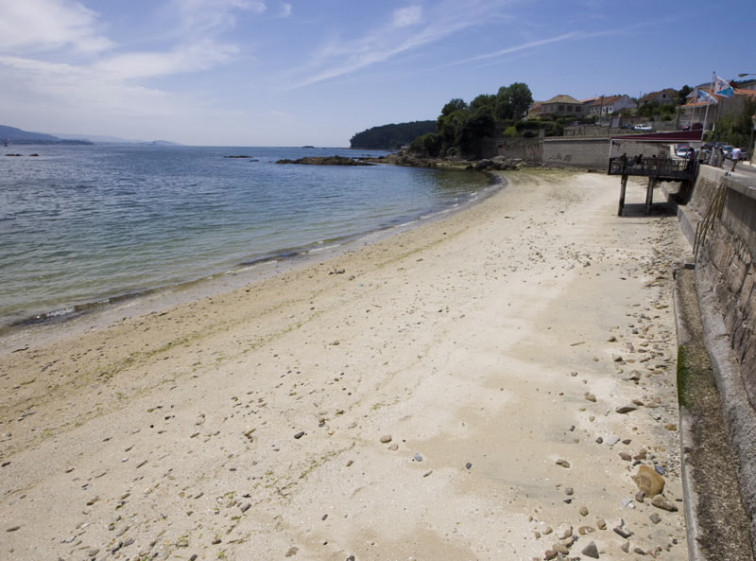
left=1, top=170, right=690, bottom=560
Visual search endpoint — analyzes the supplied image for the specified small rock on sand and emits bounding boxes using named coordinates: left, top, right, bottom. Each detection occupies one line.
left=581, top=541, right=600, bottom=558
left=632, top=464, right=665, bottom=497
left=651, top=494, right=678, bottom=512
left=556, top=523, right=572, bottom=540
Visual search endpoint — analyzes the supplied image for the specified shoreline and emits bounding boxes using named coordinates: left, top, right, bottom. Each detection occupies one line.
left=0, top=169, right=690, bottom=560
left=0, top=165, right=500, bottom=341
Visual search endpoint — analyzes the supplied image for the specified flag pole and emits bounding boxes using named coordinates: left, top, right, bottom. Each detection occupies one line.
left=702, top=71, right=714, bottom=136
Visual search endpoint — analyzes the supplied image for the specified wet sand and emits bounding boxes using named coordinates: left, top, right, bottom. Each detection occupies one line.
left=0, top=169, right=690, bottom=560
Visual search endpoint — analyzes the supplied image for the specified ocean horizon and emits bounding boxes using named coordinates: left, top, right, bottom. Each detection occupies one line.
left=0, top=144, right=496, bottom=329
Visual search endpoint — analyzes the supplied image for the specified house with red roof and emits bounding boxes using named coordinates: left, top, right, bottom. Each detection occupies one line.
left=583, top=95, right=637, bottom=118
left=679, top=86, right=756, bottom=131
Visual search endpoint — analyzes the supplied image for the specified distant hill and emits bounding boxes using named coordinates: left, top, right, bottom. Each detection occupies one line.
left=350, top=120, right=437, bottom=150
left=1, top=124, right=92, bottom=145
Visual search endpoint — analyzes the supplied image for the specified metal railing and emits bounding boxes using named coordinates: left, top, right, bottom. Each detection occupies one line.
left=607, top=156, right=698, bottom=180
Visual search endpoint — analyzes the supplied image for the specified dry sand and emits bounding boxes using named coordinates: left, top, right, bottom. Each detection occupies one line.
left=1, top=170, right=690, bottom=560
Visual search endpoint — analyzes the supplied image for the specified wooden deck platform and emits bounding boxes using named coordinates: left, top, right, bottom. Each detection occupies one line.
left=607, top=156, right=698, bottom=216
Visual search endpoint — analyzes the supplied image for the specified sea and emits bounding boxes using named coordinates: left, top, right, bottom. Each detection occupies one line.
left=0, top=144, right=496, bottom=330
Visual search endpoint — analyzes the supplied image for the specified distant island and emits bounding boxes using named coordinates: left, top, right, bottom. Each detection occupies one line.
left=350, top=120, right=437, bottom=150
left=1, top=124, right=182, bottom=146
left=0, top=124, right=92, bottom=145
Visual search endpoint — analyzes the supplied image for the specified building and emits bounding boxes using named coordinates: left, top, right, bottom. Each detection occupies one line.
left=583, top=95, right=637, bottom=118
left=679, top=87, right=756, bottom=131
left=528, top=95, right=585, bottom=119
left=640, top=88, right=678, bottom=106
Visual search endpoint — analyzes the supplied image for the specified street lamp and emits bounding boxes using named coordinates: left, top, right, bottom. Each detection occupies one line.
left=750, top=114, right=756, bottom=164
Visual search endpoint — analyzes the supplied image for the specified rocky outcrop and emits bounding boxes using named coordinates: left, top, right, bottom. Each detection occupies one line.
left=275, top=155, right=373, bottom=166
left=470, top=156, right=524, bottom=171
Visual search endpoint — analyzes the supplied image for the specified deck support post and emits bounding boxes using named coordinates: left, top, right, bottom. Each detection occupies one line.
left=618, top=174, right=628, bottom=216
left=645, top=177, right=656, bottom=215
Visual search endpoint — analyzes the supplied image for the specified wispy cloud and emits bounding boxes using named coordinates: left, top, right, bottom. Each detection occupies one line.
left=0, top=0, right=272, bottom=137
left=94, top=40, right=239, bottom=80
left=286, top=0, right=513, bottom=89
left=442, top=20, right=661, bottom=69
left=172, top=0, right=266, bottom=36
left=444, top=32, right=582, bottom=67
left=0, top=0, right=112, bottom=54
left=392, top=5, right=423, bottom=28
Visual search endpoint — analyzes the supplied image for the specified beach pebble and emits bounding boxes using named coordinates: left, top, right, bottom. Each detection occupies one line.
left=555, top=459, right=571, bottom=469
left=581, top=541, right=600, bottom=558
left=650, top=512, right=662, bottom=524
left=293, top=431, right=305, bottom=439
left=615, top=405, right=637, bottom=414
left=379, top=435, right=392, bottom=444
left=584, top=392, right=597, bottom=402
left=596, top=518, right=607, bottom=530
left=556, top=523, right=572, bottom=540
left=613, top=523, right=633, bottom=539
left=633, top=465, right=665, bottom=497
left=579, top=506, right=589, bottom=516
left=651, top=494, right=678, bottom=512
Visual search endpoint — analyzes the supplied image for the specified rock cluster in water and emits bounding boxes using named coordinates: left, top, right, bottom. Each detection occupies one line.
left=275, top=155, right=373, bottom=166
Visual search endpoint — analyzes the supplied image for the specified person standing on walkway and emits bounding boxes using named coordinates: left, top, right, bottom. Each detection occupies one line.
left=731, top=146, right=741, bottom=172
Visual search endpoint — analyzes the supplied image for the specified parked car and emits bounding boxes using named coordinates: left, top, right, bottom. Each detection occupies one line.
left=634, top=123, right=653, bottom=131
left=675, top=144, right=692, bottom=158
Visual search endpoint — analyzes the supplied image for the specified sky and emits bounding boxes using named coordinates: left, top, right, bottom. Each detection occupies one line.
left=0, top=0, right=754, bottom=147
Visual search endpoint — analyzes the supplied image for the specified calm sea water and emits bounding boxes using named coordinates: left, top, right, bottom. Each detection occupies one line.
left=0, top=144, right=494, bottom=328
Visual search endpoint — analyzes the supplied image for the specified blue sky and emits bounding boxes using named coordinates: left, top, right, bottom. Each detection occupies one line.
left=0, top=0, right=753, bottom=146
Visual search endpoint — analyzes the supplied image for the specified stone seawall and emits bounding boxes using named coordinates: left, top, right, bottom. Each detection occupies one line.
left=680, top=165, right=756, bottom=552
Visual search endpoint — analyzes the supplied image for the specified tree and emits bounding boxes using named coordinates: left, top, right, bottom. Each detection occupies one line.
left=407, top=82, right=536, bottom=158
left=469, top=94, right=496, bottom=113
left=440, top=98, right=468, bottom=118
left=678, top=85, right=693, bottom=105
left=409, top=132, right=442, bottom=157
left=496, top=82, right=533, bottom=121
left=460, top=104, right=496, bottom=156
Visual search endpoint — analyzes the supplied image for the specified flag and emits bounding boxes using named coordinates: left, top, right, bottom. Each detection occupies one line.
left=698, top=89, right=718, bottom=104
left=714, top=75, right=734, bottom=97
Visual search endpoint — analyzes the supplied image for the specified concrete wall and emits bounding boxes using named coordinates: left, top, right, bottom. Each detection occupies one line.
left=490, top=135, right=674, bottom=170
left=542, top=137, right=610, bottom=169
left=482, top=137, right=542, bottom=163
